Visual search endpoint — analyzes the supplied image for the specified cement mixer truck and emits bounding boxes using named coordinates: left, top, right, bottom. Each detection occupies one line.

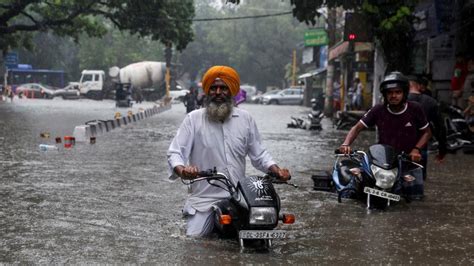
left=76, top=61, right=168, bottom=101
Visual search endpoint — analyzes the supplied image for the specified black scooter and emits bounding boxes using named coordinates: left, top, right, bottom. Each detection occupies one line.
left=186, top=168, right=296, bottom=249
left=442, top=104, right=473, bottom=152
left=334, top=110, right=366, bottom=130
left=287, top=98, right=323, bottom=130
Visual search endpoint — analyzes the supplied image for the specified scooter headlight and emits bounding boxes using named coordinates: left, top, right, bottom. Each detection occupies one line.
left=249, top=207, right=277, bottom=225
left=370, top=165, right=398, bottom=189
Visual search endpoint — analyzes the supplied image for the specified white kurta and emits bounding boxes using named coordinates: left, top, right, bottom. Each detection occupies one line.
left=167, top=107, right=276, bottom=213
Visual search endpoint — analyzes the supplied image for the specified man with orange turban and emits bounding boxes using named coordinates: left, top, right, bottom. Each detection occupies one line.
left=167, top=65, right=291, bottom=237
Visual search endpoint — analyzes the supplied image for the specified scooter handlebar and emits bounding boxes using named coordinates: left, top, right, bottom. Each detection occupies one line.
left=266, top=171, right=292, bottom=181
left=265, top=172, right=298, bottom=188
left=197, top=169, right=215, bottom=177
left=334, top=149, right=360, bottom=155
left=398, top=153, right=424, bottom=168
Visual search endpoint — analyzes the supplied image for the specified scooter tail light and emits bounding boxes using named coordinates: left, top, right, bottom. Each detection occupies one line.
left=282, top=213, right=295, bottom=224
left=219, top=214, right=232, bottom=225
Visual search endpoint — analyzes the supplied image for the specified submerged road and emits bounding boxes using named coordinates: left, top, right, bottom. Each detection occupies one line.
left=0, top=98, right=472, bottom=264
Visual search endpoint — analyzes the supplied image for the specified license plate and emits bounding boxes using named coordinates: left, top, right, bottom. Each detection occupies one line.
left=239, top=230, right=286, bottom=239
left=364, top=187, right=400, bottom=201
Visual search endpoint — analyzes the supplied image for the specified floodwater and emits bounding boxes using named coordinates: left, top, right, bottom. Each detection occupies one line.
left=0, top=98, right=473, bottom=264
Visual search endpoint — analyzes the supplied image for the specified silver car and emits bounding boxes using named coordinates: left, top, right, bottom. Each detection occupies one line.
left=262, top=88, right=304, bottom=105
left=54, top=83, right=81, bottom=99
left=250, top=89, right=281, bottom=104
left=15, top=83, right=55, bottom=99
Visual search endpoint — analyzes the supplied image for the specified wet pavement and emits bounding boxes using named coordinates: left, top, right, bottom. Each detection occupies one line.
left=0, top=98, right=473, bottom=264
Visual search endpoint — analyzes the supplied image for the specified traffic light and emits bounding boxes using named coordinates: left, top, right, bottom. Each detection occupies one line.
left=343, top=12, right=373, bottom=42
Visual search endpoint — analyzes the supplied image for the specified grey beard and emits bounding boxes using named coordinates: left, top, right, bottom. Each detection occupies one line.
left=205, top=97, right=234, bottom=122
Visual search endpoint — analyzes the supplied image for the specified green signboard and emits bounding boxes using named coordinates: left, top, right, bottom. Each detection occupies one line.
left=304, top=29, right=328, bottom=46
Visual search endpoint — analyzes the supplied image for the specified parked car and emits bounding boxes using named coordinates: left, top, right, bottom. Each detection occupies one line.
left=251, top=89, right=281, bottom=104
left=240, top=84, right=257, bottom=100
left=261, top=88, right=304, bottom=105
left=15, top=83, right=55, bottom=99
left=54, top=83, right=80, bottom=99
left=169, top=86, right=189, bottom=103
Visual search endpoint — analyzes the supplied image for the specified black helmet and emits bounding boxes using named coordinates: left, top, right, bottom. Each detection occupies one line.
left=380, top=72, right=409, bottom=95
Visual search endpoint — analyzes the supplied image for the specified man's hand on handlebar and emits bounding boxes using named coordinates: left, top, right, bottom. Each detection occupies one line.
left=276, top=168, right=291, bottom=182
left=339, top=144, right=352, bottom=155
left=409, top=148, right=422, bottom=162
left=268, top=164, right=291, bottom=182
left=175, top=165, right=200, bottom=180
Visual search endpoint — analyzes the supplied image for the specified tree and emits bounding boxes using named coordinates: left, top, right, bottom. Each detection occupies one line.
left=227, top=0, right=418, bottom=72
left=0, top=0, right=195, bottom=55
left=178, top=0, right=306, bottom=90
left=288, top=0, right=418, bottom=73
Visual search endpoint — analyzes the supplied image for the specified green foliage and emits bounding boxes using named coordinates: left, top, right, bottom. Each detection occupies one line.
left=290, top=0, right=419, bottom=72
left=290, top=0, right=324, bottom=25
left=0, top=0, right=195, bottom=53
left=360, top=1, right=418, bottom=72
left=77, top=30, right=165, bottom=75
left=178, top=0, right=307, bottom=90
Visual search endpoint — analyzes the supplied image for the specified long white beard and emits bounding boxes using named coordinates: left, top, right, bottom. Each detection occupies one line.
left=206, top=99, right=234, bottom=122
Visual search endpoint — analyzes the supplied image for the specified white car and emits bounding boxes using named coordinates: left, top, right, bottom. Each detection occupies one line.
left=251, top=89, right=281, bottom=104
left=169, top=88, right=189, bottom=102
left=54, top=83, right=81, bottom=99
left=262, top=88, right=304, bottom=105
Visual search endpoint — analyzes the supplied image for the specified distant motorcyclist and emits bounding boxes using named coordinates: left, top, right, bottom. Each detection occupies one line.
left=338, top=72, right=432, bottom=200
left=167, top=65, right=290, bottom=237
left=183, top=86, right=198, bottom=113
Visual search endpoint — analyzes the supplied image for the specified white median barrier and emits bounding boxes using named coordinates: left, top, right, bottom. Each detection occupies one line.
left=105, top=120, right=114, bottom=131
left=68, top=102, right=171, bottom=146
left=73, top=125, right=92, bottom=142
left=86, top=121, right=103, bottom=135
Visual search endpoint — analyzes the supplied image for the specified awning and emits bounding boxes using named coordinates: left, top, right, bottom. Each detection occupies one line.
left=329, top=41, right=374, bottom=60
left=298, top=68, right=327, bottom=79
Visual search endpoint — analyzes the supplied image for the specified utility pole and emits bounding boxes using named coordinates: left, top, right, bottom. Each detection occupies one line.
left=324, top=8, right=336, bottom=116
left=164, top=42, right=172, bottom=98
left=292, top=49, right=297, bottom=87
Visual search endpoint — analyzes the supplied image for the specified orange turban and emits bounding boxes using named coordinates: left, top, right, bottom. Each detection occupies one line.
left=202, top=66, right=240, bottom=96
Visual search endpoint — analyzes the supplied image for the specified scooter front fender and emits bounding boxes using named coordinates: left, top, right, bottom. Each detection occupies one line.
left=212, top=200, right=244, bottom=238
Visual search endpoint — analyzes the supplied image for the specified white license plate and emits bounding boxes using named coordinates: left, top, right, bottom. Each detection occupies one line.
left=239, top=230, right=286, bottom=239
left=364, top=187, right=400, bottom=201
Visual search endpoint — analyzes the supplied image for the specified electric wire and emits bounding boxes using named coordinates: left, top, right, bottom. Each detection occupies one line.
left=169, top=11, right=293, bottom=22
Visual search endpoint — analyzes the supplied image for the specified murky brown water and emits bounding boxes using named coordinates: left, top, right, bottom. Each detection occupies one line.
left=0, top=98, right=473, bottom=264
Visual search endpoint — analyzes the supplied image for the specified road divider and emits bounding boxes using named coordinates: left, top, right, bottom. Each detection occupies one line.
left=72, top=103, right=171, bottom=143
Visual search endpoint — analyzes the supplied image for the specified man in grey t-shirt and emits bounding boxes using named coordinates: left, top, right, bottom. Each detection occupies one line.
left=408, top=75, right=447, bottom=179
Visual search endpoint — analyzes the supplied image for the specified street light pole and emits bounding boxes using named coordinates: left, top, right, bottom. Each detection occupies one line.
left=324, top=7, right=336, bottom=116
left=292, top=49, right=297, bottom=87
left=165, top=42, right=172, bottom=98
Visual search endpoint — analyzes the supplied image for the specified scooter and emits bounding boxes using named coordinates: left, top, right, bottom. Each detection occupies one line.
left=332, top=144, right=423, bottom=209
left=115, top=82, right=133, bottom=108
left=287, top=98, right=323, bottom=130
left=334, top=110, right=365, bottom=130
left=185, top=168, right=296, bottom=249
left=441, top=103, right=473, bottom=152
